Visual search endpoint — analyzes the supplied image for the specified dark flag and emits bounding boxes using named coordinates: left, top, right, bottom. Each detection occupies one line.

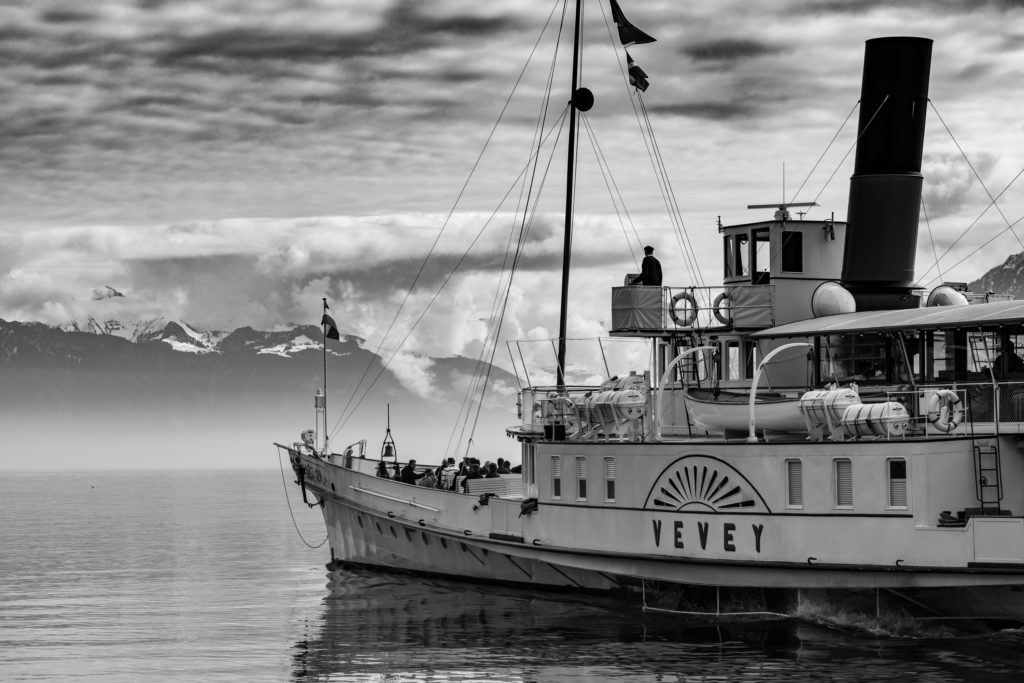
left=609, top=0, right=656, bottom=47
left=322, top=312, right=340, bottom=341
left=627, top=52, right=649, bottom=92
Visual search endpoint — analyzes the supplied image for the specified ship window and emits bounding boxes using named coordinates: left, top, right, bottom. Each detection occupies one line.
left=525, top=443, right=536, bottom=486
left=888, top=458, right=908, bottom=509
left=834, top=458, right=853, bottom=508
left=786, top=459, right=803, bottom=508
left=751, top=228, right=770, bottom=284
left=781, top=231, right=803, bottom=272
left=552, top=456, right=561, bottom=498
left=604, top=457, right=616, bottom=501
left=724, top=236, right=735, bottom=277
left=735, top=234, right=749, bottom=278
left=576, top=457, right=588, bottom=500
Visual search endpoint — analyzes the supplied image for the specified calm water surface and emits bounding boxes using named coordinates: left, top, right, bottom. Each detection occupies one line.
left=2, top=469, right=1024, bottom=682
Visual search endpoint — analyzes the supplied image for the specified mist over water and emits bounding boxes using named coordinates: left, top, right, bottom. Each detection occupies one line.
left=2, top=470, right=1024, bottom=682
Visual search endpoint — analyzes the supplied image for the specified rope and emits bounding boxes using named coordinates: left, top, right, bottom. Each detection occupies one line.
left=331, top=0, right=565, bottom=433
left=277, top=449, right=328, bottom=549
left=929, top=100, right=1024, bottom=250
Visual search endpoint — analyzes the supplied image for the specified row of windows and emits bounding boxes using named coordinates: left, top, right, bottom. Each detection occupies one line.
left=551, top=456, right=616, bottom=502
left=541, top=454, right=908, bottom=510
left=786, top=457, right=907, bottom=510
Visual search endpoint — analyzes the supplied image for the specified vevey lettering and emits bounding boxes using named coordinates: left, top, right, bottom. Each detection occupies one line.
left=651, top=519, right=765, bottom=554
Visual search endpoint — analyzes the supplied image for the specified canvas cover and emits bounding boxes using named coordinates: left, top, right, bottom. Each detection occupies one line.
left=611, top=286, right=665, bottom=331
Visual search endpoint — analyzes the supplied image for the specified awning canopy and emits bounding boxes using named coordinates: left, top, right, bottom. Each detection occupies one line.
left=752, top=300, right=1024, bottom=339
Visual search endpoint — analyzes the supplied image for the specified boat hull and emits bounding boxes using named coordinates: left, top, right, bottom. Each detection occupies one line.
left=287, top=446, right=1024, bottom=622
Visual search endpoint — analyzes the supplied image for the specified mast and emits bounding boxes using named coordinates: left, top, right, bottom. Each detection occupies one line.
left=556, top=0, right=585, bottom=390
left=321, top=297, right=329, bottom=453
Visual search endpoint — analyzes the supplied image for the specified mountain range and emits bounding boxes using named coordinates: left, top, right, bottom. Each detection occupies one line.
left=0, top=317, right=521, bottom=471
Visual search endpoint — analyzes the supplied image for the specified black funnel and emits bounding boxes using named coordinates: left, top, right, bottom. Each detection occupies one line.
left=841, top=37, right=932, bottom=309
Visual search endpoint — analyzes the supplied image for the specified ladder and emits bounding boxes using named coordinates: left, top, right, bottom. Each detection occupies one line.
left=973, top=439, right=1003, bottom=512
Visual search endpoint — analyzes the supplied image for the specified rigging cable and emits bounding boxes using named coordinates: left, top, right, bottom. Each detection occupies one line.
left=277, top=450, right=328, bottom=549
left=446, top=6, right=568, bottom=460
left=330, top=107, right=571, bottom=441
left=331, top=0, right=565, bottom=434
left=785, top=99, right=860, bottom=208
left=596, top=1, right=707, bottom=302
left=929, top=100, right=1024, bottom=250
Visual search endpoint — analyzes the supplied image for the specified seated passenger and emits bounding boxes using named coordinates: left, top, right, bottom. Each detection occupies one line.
left=461, top=464, right=482, bottom=492
left=417, top=470, right=437, bottom=488
left=496, top=458, right=510, bottom=474
left=400, top=460, right=427, bottom=485
left=484, top=462, right=500, bottom=478
left=376, top=461, right=390, bottom=479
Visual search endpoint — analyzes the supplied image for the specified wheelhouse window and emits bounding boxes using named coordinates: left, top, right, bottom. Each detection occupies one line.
left=834, top=458, right=853, bottom=508
left=723, top=235, right=735, bottom=277
left=576, top=457, right=588, bottom=500
left=735, top=234, right=749, bottom=278
left=751, top=228, right=770, bottom=284
left=525, top=443, right=535, bottom=486
left=781, top=231, right=803, bottom=272
left=888, top=458, right=908, bottom=509
left=786, top=459, right=803, bottom=508
left=551, top=456, right=561, bottom=498
left=604, top=457, right=616, bottom=502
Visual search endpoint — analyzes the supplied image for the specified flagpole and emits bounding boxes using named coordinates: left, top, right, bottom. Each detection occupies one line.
left=556, top=0, right=583, bottom=392
left=322, top=297, right=329, bottom=453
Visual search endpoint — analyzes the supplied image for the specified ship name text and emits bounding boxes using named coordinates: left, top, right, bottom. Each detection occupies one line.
left=651, top=519, right=764, bottom=554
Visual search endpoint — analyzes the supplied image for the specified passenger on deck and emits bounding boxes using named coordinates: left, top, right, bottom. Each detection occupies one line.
left=995, top=347, right=1024, bottom=378
left=438, top=458, right=456, bottom=489
left=400, top=460, right=427, bottom=485
left=461, top=463, right=482, bottom=492
left=417, top=469, right=437, bottom=488
left=376, top=461, right=390, bottom=479
left=496, top=458, right=510, bottom=474
left=392, top=461, right=401, bottom=479
left=484, top=462, right=500, bottom=478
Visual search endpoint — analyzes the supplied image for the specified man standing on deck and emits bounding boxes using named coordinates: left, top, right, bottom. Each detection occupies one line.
left=630, top=245, right=662, bottom=286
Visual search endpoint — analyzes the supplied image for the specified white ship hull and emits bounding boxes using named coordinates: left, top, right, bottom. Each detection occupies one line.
left=285, top=439, right=1024, bottom=622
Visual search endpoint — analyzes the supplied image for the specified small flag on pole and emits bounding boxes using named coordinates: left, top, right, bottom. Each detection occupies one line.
left=627, top=52, right=649, bottom=92
left=322, top=299, right=340, bottom=341
left=609, top=0, right=656, bottom=47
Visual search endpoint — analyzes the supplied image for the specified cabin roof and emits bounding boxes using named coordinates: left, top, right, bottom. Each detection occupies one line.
left=752, top=299, right=1024, bottom=338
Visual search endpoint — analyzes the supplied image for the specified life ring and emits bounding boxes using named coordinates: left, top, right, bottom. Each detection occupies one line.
left=669, top=291, right=698, bottom=327
left=927, top=389, right=962, bottom=433
left=712, top=292, right=733, bottom=325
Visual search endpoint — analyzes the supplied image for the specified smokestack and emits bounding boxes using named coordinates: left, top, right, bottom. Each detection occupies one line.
left=841, top=37, right=932, bottom=310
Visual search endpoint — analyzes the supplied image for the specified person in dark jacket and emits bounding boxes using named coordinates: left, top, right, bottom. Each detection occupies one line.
left=400, top=460, right=427, bottom=485
left=630, top=245, right=662, bottom=286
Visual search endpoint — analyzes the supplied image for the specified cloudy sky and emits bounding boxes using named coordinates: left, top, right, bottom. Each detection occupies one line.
left=4, top=0, right=1024, bottom=382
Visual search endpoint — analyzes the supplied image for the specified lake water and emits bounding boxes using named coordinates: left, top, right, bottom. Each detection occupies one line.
left=3, top=468, right=1024, bottom=681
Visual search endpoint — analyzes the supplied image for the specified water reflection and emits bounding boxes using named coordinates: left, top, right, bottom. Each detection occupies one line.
left=293, top=568, right=1024, bottom=682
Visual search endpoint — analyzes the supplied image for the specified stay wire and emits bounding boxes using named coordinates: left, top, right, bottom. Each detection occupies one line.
left=917, top=165, right=1024, bottom=285
left=447, top=9, right=567, bottom=461
left=929, top=100, right=1024, bottom=251
left=332, top=0, right=565, bottom=434
left=331, top=107, right=571, bottom=440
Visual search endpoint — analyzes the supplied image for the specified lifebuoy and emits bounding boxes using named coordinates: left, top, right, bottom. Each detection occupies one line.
left=669, top=291, right=698, bottom=327
left=927, top=389, right=962, bottom=433
left=712, top=292, right=733, bottom=325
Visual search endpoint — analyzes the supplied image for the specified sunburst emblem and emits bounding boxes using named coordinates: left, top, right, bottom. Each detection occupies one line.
left=644, top=455, right=770, bottom=513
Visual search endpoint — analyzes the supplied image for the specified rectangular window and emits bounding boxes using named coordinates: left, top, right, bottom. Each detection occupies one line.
left=604, top=457, right=616, bottom=501
left=835, top=458, right=853, bottom=507
left=525, top=444, right=535, bottom=485
left=552, top=456, right=561, bottom=498
left=888, top=458, right=908, bottom=508
left=781, top=231, right=803, bottom=272
left=723, top=236, right=734, bottom=277
left=576, top=457, right=588, bottom=500
left=786, top=459, right=803, bottom=508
